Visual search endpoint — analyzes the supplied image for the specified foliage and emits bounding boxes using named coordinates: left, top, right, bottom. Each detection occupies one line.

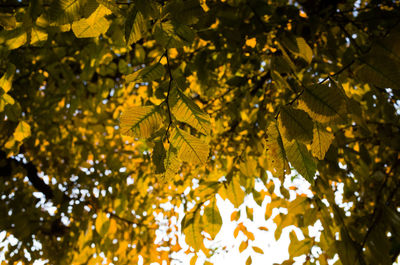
left=0, top=0, right=400, bottom=264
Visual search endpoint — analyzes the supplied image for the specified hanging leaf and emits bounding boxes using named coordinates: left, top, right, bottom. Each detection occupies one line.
left=284, top=139, right=316, bottom=184
left=311, top=123, right=334, bottom=160
left=153, top=140, right=166, bottom=174
left=182, top=210, right=204, bottom=251
left=125, top=6, right=146, bottom=45
left=119, top=105, right=163, bottom=138
left=163, top=145, right=181, bottom=181
left=298, top=84, right=346, bottom=123
left=170, top=128, right=209, bottom=165
left=125, top=63, right=165, bottom=84
left=266, top=122, right=290, bottom=177
left=203, top=198, right=222, bottom=239
left=223, top=177, right=245, bottom=208
left=170, top=87, right=211, bottom=135
left=279, top=106, right=313, bottom=143
left=72, top=5, right=111, bottom=38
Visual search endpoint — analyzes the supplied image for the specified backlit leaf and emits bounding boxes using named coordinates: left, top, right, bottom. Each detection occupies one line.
left=170, top=128, right=209, bottom=165
left=125, top=6, right=146, bottom=45
left=163, top=145, right=181, bottom=181
left=289, top=231, right=312, bottom=257
left=284, top=140, right=316, bottom=184
left=266, top=122, right=290, bottom=177
left=298, top=84, right=346, bottom=123
left=224, top=177, right=245, bottom=208
left=0, top=13, right=16, bottom=30
left=239, top=240, right=248, bottom=253
left=125, top=63, right=165, bottom=84
left=170, top=87, right=211, bottom=135
left=246, top=256, right=252, bottom=265
left=0, top=64, right=15, bottom=93
left=120, top=105, right=163, bottom=138
left=182, top=210, right=204, bottom=251
left=311, top=123, right=334, bottom=160
left=279, top=106, right=313, bottom=143
left=13, top=121, right=31, bottom=142
left=72, top=5, right=111, bottom=38
left=252, top=246, right=264, bottom=254
left=203, top=198, right=222, bottom=239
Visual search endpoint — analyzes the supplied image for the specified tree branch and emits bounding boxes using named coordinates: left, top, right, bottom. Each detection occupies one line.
left=0, top=151, right=54, bottom=200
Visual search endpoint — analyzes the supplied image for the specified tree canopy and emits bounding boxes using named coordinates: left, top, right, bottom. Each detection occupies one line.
left=1, top=0, right=400, bottom=264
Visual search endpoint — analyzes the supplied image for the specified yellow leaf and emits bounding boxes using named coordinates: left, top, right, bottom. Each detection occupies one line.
left=203, top=198, right=222, bottom=239
left=0, top=64, right=15, bottom=93
left=31, top=27, right=48, bottom=45
left=246, top=256, right=252, bottom=265
left=311, top=122, right=334, bottom=160
left=120, top=105, right=163, bottom=138
left=72, top=5, right=111, bottom=38
left=224, top=177, right=245, bottom=208
left=13, top=121, right=31, bottom=142
left=239, top=240, right=248, bottom=253
left=182, top=210, right=204, bottom=251
left=252, top=246, right=264, bottom=254
left=170, top=128, right=209, bottom=165
left=266, top=122, right=290, bottom=177
left=230, top=210, right=240, bottom=222
left=190, top=255, right=198, bottom=265
left=171, top=88, right=211, bottom=135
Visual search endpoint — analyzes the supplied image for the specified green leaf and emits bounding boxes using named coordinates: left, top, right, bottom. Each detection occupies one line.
left=154, top=20, right=195, bottom=48
left=119, top=105, right=163, bottom=138
left=279, top=106, right=313, bottom=143
left=311, top=123, right=334, bottom=160
left=125, top=63, right=165, bottom=84
left=284, top=140, right=316, bottom=184
left=182, top=210, right=204, bottom=251
left=298, top=84, right=346, bottom=123
left=72, top=5, right=111, bottom=38
left=13, top=121, right=31, bottom=142
left=266, top=122, right=290, bottom=177
left=355, top=28, right=400, bottom=90
left=170, top=128, right=209, bottom=165
left=125, top=6, right=146, bottom=45
left=49, top=0, right=81, bottom=24
left=163, top=145, right=180, bottom=181
left=0, top=13, right=16, bottom=30
left=0, top=64, right=15, bottom=93
left=203, top=198, right=222, bottom=239
left=153, top=140, right=166, bottom=174
left=170, top=87, right=211, bottom=135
